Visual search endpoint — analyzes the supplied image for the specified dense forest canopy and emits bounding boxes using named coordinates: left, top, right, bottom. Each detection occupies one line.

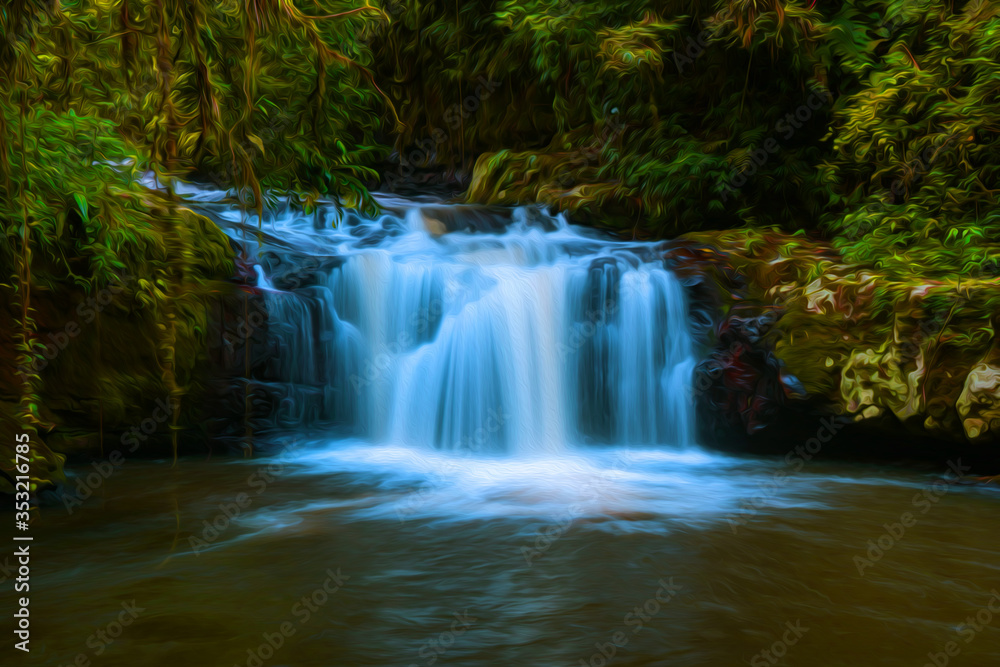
left=1, top=0, right=998, bottom=488
left=372, top=1, right=998, bottom=269
left=3, top=1, right=998, bottom=260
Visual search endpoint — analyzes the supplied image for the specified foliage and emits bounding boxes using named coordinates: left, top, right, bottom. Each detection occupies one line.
left=0, top=0, right=393, bottom=490
left=819, top=0, right=1000, bottom=279
left=373, top=0, right=998, bottom=266
left=2, top=0, right=999, bottom=487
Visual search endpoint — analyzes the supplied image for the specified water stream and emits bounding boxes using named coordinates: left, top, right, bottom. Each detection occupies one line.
left=31, top=191, right=1000, bottom=667
left=221, top=194, right=695, bottom=453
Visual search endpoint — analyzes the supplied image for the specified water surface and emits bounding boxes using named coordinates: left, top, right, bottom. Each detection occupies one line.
left=30, top=189, right=1000, bottom=666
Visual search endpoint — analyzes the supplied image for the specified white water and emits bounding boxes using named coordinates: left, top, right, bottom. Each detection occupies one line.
left=215, top=195, right=696, bottom=456
left=184, top=191, right=968, bottom=534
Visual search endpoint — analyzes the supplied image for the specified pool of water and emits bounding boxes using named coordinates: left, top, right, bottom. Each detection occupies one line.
left=28, top=439, right=1000, bottom=667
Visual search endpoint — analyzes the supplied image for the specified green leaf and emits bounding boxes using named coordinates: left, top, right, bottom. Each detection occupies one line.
left=74, top=194, right=89, bottom=222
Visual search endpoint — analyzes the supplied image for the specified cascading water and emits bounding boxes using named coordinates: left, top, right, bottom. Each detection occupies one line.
left=212, top=194, right=696, bottom=457
left=39, top=187, right=997, bottom=667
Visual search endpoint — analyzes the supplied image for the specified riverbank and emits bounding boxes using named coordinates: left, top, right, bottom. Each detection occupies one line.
left=4, top=190, right=1000, bottom=501
left=20, top=438, right=1000, bottom=667
left=664, top=229, right=1000, bottom=469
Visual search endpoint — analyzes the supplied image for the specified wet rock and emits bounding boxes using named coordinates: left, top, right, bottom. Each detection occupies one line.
left=670, top=229, right=1000, bottom=464
left=958, top=362, right=1000, bottom=442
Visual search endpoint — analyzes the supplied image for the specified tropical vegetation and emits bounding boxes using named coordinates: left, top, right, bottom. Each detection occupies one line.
left=1, top=0, right=998, bottom=490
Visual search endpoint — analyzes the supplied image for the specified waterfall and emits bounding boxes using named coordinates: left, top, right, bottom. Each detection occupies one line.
left=214, top=196, right=696, bottom=454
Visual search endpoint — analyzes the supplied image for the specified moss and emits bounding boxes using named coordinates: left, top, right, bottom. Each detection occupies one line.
left=676, top=227, right=1000, bottom=447
left=1, top=182, right=235, bottom=491
left=3, top=0, right=1000, bottom=485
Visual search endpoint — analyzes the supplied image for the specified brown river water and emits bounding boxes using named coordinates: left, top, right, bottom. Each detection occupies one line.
left=19, top=194, right=1000, bottom=666
left=21, top=439, right=1000, bottom=667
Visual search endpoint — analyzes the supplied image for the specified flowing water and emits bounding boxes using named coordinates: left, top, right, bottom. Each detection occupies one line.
left=29, top=193, right=1000, bottom=666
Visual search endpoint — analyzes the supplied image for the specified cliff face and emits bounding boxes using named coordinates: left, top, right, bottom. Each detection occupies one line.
left=9, top=199, right=1000, bottom=493
left=669, top=229, right=1000, bottom=469
left=0, top=197, right=240, bottom=491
